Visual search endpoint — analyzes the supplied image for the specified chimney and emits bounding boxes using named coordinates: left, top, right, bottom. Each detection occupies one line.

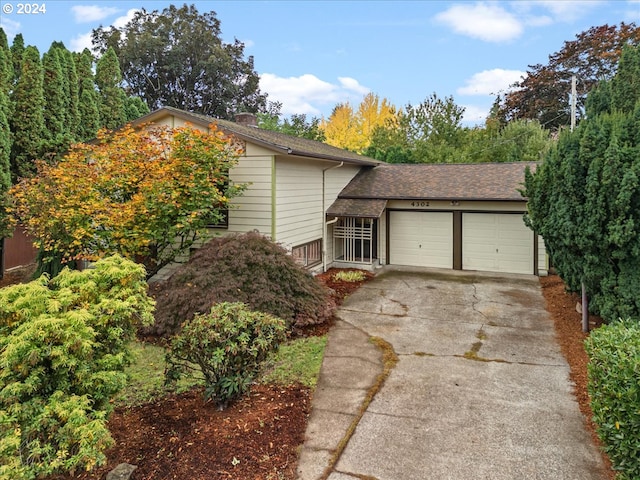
left=234, top=112, right=258, bottom=127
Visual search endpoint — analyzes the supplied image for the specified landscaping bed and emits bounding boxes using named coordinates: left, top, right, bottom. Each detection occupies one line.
left=45, top=268, right=372, bottom=480
left=1, top=266, right=610, bottom=479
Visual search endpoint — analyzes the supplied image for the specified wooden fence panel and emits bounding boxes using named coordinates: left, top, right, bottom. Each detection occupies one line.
left=3, top=225, right=38, bottom=273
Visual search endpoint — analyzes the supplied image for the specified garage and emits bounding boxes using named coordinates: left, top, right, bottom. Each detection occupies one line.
left=462, top=213, right=534, bottom=274
left=389, top=211, right=453, bottom=268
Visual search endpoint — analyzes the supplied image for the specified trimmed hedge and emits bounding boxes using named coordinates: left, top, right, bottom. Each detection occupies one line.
left=585, top=319, right=640, bottom=479
left=146, top=231, right=334, bottom=337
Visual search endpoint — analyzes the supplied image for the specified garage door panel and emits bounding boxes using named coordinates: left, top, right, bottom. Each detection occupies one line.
left=463, top=213, right=533, bottom=275
left=390, top=212, right=453, bottom=268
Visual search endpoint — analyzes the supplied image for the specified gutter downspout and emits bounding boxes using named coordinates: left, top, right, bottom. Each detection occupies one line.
left=322, top=162, right=344, bottom=272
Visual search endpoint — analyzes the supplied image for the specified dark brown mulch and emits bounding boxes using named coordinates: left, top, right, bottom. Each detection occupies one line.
left=539, top=274, right=615, bottom=479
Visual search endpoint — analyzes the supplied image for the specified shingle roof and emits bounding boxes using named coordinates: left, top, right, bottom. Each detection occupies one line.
left=133, top=106, right=380, bottom=166
left=338, top=162, right=537, bottom=201
left=326, top=199, right=388, bottom=218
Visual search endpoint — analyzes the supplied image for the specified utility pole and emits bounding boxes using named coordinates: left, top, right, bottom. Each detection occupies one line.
left=571, top=75, right=589, bottom=333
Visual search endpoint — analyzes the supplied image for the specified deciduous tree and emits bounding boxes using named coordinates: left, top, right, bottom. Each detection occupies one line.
left=323, top=93, right=397, bottom=152
left=11, top=124, right=247, bottom=277
left=92, top=4, right=266, bottom=119
left=500, top=23, right=640, bottom=130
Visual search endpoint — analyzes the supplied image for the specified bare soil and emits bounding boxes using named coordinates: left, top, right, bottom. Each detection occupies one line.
left=2, top=266, right=612, bottom=479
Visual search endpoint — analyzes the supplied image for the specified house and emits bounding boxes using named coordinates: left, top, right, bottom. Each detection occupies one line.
left=134, top=107, right=547, bottom=277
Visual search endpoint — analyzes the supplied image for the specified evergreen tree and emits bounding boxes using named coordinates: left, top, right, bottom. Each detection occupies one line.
left=56, top=46, right=80, bottom=138
left=75, top=49, right=100, bottom=141
left=10, top=33, right=24, bottom=84
left=0, top=28, right=9, bottom=51
left=42, top=45, right=69, bottom=157
left=0, top=47, right=11, bottom=233
left=10, top=46, right=45, bottom=179
left=524, top=45, right=640, bottom=323
left=95, top=47, right=126, bottom=130
left=124, top=96, right=149, bottom=121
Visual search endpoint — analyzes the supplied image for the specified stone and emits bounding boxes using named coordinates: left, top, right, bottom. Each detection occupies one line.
left=106, top=463, right=138, bottom=480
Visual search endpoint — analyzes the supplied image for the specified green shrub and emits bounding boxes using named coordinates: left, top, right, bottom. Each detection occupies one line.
left=585, top=319, right=640, bottom=479
left=146, top=231, right=334, bottom=337
left=333, top=270, right=367, bottom=283
left=0, top=255, right=155, bottom=479
left=165, top=302, right=287, bottom=409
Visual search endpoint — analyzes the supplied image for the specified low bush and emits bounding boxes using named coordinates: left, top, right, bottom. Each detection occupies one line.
left=165, top=302, right=287, bottom=408
left=146, top=231, right=334, bottom=337
left=0, top=255, right=155, bottom=479
left=585, top=319, right=640, bottom=479
left=333, top=270, right=367, bottom=283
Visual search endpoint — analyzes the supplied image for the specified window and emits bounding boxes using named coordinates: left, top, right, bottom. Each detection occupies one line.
left=292, top=239, right=322, bottom=268
left=333, top=217, right=376, bottom=264
left=206, top=208, right=228, bottom=229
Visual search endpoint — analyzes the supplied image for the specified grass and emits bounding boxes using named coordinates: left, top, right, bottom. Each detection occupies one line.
left=115, top=342, right=203, bottom=407
left=116, top=335, right=327, bottom=407
left=260, top=336, right=327, bottom=388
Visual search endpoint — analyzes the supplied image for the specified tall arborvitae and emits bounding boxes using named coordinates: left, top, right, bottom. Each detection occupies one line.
left=95, top=47, right=126, bottom=130
left=59, top=48, right=80, bottom=138
left=75, top=48, right=100, bottom=141
left=42, top=44, right=69, bottom=157
left=10, top=33, right=24, bottom=84
left=10, top=46, right=45, bottom=179
left=0, top=43, right=12, bottom=234
left=125, top=96, right=150, bottom=121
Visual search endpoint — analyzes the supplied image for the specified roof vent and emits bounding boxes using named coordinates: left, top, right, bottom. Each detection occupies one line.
left=234, top=112, right=258, bottom=127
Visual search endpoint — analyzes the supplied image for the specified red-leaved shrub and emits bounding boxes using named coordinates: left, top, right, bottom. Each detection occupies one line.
left=145, top=232, right=334, bottom=337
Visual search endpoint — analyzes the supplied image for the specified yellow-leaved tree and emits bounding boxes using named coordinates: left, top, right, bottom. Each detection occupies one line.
left=322, top=93, right=397, bottom=153
left=10, top=123, right=246, bottom=277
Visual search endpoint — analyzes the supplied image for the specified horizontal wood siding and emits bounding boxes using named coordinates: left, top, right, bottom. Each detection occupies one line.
left=275, top=158, right=361, bottom=250
left=227, top=156, right=273, bottom=236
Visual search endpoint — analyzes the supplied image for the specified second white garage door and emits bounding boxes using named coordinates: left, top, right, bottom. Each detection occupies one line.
left=389, top=211, right=453, bottom=268
left=463, top=213, right=533, bottom=274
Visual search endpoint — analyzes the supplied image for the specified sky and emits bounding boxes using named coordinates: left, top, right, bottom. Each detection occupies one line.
left=1, top=0, right=639, bottom=125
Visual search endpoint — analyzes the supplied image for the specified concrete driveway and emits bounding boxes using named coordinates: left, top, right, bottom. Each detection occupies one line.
left=297, top=266, right=608, bottom=480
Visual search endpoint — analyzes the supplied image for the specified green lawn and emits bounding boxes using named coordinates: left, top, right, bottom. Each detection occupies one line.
left=117, top=335, right=327, bottom=407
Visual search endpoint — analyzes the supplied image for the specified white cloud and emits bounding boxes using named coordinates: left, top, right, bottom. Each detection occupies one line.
left=435, top=2, right=523, bottom=42
left=461, top=104, right=490, bottom=126
left=68, top=8, right=140, bottom=53
left=71, top=5, right=120, bottom=23
left=457, top=68, right=525, bottom=96
left=113, top=9, right=140, bottom=29
left=0, top=18, right=20, bottom=42
left=259, top=73, right=370, bottom=116
left=70, top=32, right=93, bottom=52
left=338, top=77, right=370, bottom=96
left=530, top=0, right=604, bottom=22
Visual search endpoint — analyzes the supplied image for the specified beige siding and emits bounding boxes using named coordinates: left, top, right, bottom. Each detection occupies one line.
left=386, top=200, right=527, bottom=212
left=226, top=155, right=273, bottom=236
left=274, top=158, right=361, bottom=250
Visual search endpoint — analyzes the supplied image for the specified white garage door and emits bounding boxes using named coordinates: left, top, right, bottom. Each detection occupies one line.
left=389, top=211, right=453, bottom=268
left=463, top=213, right=533, bottom=274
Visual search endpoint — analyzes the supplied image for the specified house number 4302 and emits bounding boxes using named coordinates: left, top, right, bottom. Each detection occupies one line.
left=410, top=201, right=430, bottom=207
